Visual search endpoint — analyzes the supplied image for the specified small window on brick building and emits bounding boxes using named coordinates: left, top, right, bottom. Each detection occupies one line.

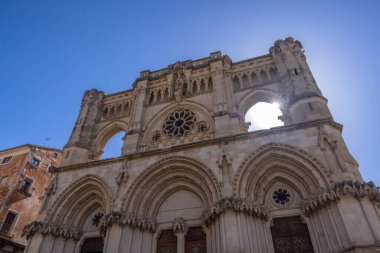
left=20, top=179, right=32, bottom=193
left=31, top=157, right=40, bottom=167
left=52, top=152, right=58, bottom=159
left=0, top=212, right=16, bottom=234
left=47, top=166, right=53, bottom=174
left=1, top=156, right=12, bottom=164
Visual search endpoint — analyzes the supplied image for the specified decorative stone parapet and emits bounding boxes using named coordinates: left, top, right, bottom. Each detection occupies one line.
left=202, top=197, right=268, bottom=226
left=99, top=210, right=156, bottom=235
left=22, top=221, right=83, bottom=240
left=301, top=181, right=380, bottom=216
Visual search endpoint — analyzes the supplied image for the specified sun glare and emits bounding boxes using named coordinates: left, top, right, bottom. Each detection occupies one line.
left=245, top=102, right=284, bottom=131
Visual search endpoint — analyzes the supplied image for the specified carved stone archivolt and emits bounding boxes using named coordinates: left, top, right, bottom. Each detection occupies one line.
left=202, top=197, right=268, bottom=226
left=301, top=181, right=380, bottom=216
left=22, top=221, right=83, bottom=241
left=233, top=143, right=331, bottom=200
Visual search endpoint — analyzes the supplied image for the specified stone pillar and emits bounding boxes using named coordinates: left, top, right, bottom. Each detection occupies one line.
left=51, top=236, right=66, bottom=253
left=39, top=234, right=55, bottom=253
left=103, top=224, right=123, bottom=253
left=210, top=53, right=240, bottom=137
left=62, top=238, right=76, bottom=253
left=220, top=209, right=241, bottom=253
left=173, top=217, right=188, bottom=253
left=24, top=233, right=44, bottom=253
left=175, top=231, right=186, bottom=253
left=124, top=76, right=148, bottom=154
left=60, top=89, right=104, bottom=166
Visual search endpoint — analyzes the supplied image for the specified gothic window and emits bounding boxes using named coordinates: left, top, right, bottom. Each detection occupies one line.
left=233, top=76, right=240, bottom=91
left=270, top=216, right=314, bottom=253
left=192, top=81, right=198, bottom=93
left=272, top=188, right=290, bottom=205
left=103, top=108, right=108, bottom=118
left=242, top=74, right=249, bottom=88
left=116, top=104, right=122, bottom=115
left=200, top=80, right=206, bottom=92
left=164, top=88, right=169, bottom=98
left=182, top=83, right=188, bottom=96
left=149, top=92, right=155, bottom=104
left=208, top=77, right=213, bottom=90
left=260, top=70, right=268, bottom=83
left=163, top=110, right=197, bottom=137
left=91, top=213, right=104, bottom=227
left=157, top=90, right=162, bottom=102
left=251, top=72, right=258, bottom=85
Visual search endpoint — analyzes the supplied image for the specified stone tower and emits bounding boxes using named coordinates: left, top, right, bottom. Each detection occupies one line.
left=23, top=37, right=380, bottom=253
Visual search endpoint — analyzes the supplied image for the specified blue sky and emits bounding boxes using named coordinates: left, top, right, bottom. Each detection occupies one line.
left=1, top=1, right=379, bottom=185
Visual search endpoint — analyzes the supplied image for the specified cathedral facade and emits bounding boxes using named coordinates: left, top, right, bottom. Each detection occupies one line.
left=23, top=37, right=380, bottom=253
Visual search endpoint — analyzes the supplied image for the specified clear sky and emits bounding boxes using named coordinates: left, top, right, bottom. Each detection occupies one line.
left=1, top=1, right=379, bottom=185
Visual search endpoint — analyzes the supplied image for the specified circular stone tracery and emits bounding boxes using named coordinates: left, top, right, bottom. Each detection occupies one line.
left=163, top=110, right=197, bottom=137
left=272, top=188, right=290, bottom=205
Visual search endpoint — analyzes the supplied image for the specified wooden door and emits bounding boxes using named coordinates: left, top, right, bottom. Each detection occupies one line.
left=270, top=216, right=314, bottom=253
left=157, top=229, right=177, bottom=253
left=185, top=227, right=207, bottom=253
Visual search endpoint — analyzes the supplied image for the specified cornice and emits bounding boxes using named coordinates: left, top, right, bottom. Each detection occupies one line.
left=56, top=118, right=342, bottom=173
left=301, top=181, right=380, bottom=216
left=22, top=221, right=83, bottom=241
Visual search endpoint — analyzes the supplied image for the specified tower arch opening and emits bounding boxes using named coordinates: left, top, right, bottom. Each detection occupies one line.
left=244, top=102, right=283, bottom=131
left=101, top=131, right=125, bottom=159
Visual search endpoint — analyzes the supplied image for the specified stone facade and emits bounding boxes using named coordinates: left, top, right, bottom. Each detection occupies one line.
left=0, top=145, right=62, bottom=253
left=24, top=37, right=380, bottom=253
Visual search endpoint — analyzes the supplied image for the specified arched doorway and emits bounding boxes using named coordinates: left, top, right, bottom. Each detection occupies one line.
left=270, top=216, right=314, bottom=253
left=80, top=237, right=104, bottom=253
left=245, top=102, right=283, bottom=131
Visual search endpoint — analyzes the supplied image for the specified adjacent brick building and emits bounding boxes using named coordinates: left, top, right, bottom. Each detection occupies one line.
left=0, top=145, right=62, bottom=253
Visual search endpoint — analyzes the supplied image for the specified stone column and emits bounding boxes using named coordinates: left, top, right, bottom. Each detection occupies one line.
left=103, top=224, right=123, bottom=253
left=173, top=217, right=188, bottom=253
left=62, top=238, right=76, bottom=253
left=24, top=233, right=44, bottom=253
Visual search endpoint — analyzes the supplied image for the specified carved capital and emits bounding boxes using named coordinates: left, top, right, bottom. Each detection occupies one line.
left=202, top=197, right=268, bottom=226
left=301, top=181, right=380, bottom=216
left=172, top=217, right=188, bottom=235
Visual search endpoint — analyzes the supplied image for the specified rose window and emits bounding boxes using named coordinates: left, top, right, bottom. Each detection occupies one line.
left=163, top=110, right=196, bottom=137
left=272, top=188, right=290, bottom=205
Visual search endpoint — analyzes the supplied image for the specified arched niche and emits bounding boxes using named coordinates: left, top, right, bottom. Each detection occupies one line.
left=156, top=190, right=204, bottom=224
left=92, top=121, right=128, bottom=160
left=233, top=143, right=330, bottom=202
left=142, top=101, right=215, bottom=146
left=47, top=175, right=113, bottom=228
left=238, top=88, right=284, bottom=126
left=122, top=156, right=221, bottom=221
